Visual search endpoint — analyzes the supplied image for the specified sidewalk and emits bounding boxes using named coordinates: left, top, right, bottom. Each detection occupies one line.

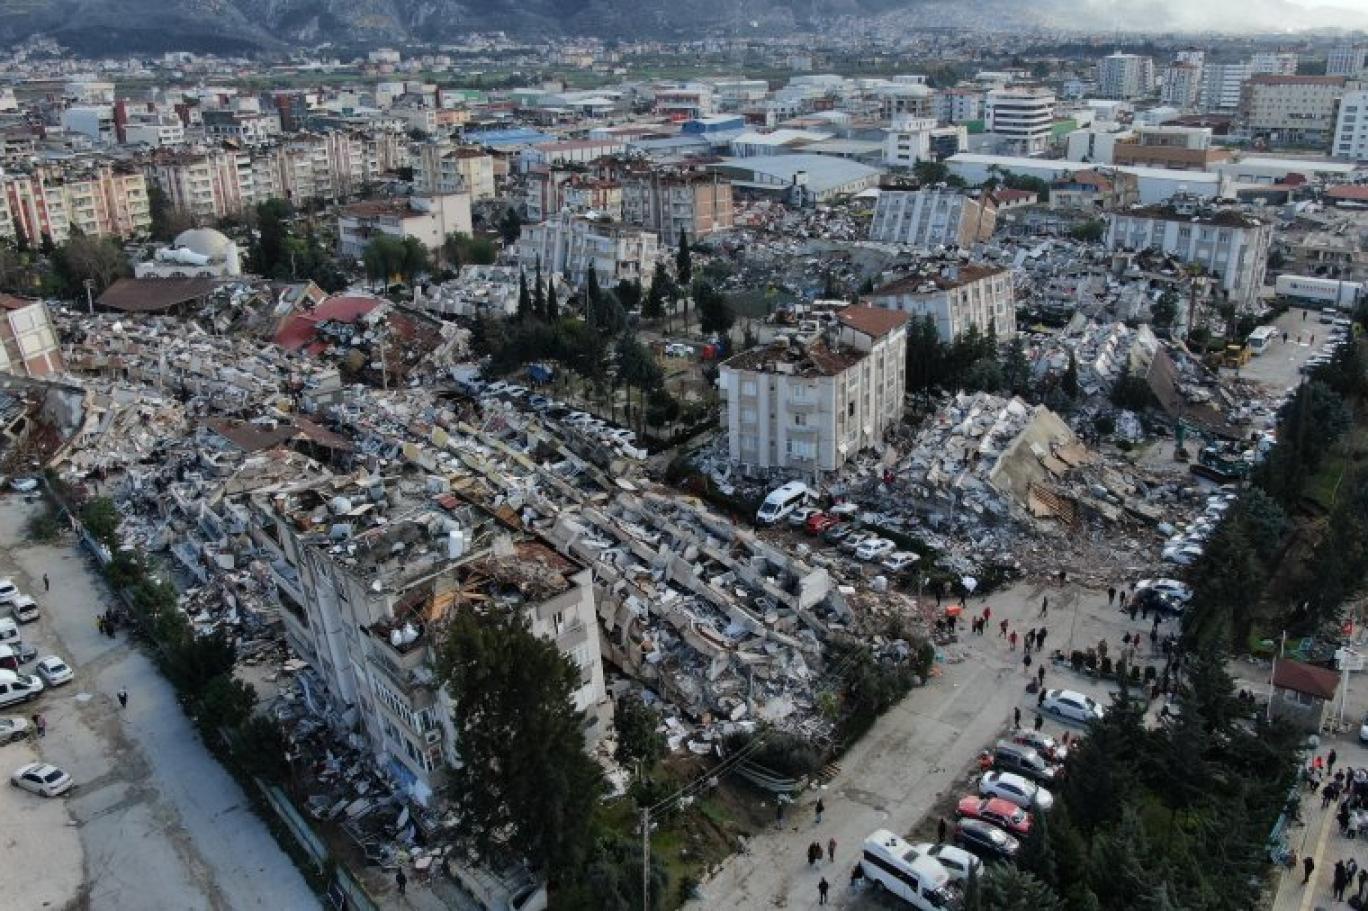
left=1271, top=763, right=1368, bottom=911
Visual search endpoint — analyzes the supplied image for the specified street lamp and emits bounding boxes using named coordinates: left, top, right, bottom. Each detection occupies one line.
left=83, top=278, right=95, bottom=315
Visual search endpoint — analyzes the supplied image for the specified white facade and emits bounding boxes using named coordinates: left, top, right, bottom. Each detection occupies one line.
left=868, top=189, right=995, bottom=250
left=1104, top=203, right=1273, bottom=309
left=337, top=193, right=473, bottom=259
left=866, top=264, right=1015, bottom=342
left=514, top=213, right=658, bottom=288
left=61, top=106, right=115, bottom=144
left=934, top=89, right=983, bottom=124
left=985, top=88, right=1056, bottom=157
left=1065, top=125, right=1133, bottom=164
left=1239, top=76, right=1347, bottom=147
left=1098, top=54, right=1155, bottom=100
left=1334, top=90, right=1368, bottom=161
left=1249, top=52, right=1299, bottom=76
left=412, top=142, right=495, bottom=199
left=719, top=307, right=908, bottom=475
left=1161, top=63, right=1203, bottom=109
left=1201, top=63, right=1250, bottom=112
left=124, top=120, right=185, bottom=148
left=1328, top=45, right=1368, bottom=78
left=882, top=116, right=937, bottom=167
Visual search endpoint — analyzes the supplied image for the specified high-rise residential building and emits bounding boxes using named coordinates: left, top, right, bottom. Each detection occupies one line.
left=866, top=263, right=1015, bottom=342
left=1239, top=75, right=1347, bottom=148
left=1332, top=89, right=1368, bottom=161
left=1328, top=44, right=1368, bottom=77
left=412, top=141, right=496, bottom=199
left=1098, top=53, right=1156, bottom=100
left=336, top=192, right=473, bottom=259
left=1201, top=63, right=1250, bottom=112
left=3, top=164, right=151, bottom=245
left=883, top=115, right=938, bottom=167
left=868, top=189, right=997, bottom=249
left=1161, top=63, right=1203, bottom=109
left=514, top=213, right=659, bottom=288
left=1176, top=48, right=1206, bottom=68
left=985, top=87, right=1057, bottom=156
left=619, top=169, right=734, bottom=243
left=1104, top=198, right=1272, bottom=310
left=877, top=83, right=935, bottom=121
left=934, top=88, right=984, bottom=124
left=1249, top=52, right=1299, bottom=76
left=718, top=306, right=908, bottom=475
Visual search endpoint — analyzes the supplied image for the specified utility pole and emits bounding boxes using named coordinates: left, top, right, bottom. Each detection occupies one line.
left=640, top=807, right=650, bottom=911
left=1267, top=630, right=1285, bottom=723
left=83, top=277, right=95, bottom=315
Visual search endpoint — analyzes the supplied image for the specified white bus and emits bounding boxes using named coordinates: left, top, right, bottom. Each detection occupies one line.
left=861, top=830, right=962, bottom=909
left=1247, top=326, right=1278, bottom=355
left=755, top=480, right=810, bottom=526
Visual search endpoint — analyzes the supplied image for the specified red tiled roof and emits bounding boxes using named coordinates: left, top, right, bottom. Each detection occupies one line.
left=1273, top=659, right=1339, bottom=700
left=273, top=294, right=382, bottom=352
left=836, top=305, right=908, bottom=339
left=0, top=293, right=35, bottom=311
left=1327, top=185, right=1368, bottom=202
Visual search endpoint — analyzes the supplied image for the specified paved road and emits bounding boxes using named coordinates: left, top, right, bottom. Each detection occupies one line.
left=1239, top=306, right=1336, bottom=392
left=1271, top=736, right=1368, bottom=911
left=0, top=495, right=318, bottom=911
left=689, top=576, right=1175, bottom=909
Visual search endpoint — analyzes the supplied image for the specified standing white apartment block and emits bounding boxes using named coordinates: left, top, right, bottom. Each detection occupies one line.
left=1249, top=52, right=1299, bottom=76
left=1104, top=201, right=1273, bottom=310
left=1328, top=45, right=1368, bottom=78
left=718, top=306, right=908, bottom=475
left=1332, top=90, right=1368, bottom=161
left=1098, top=53, right=1156, bottom=100
left=1239, top=75, right=1346, bottom=148
left=514, top=212, right=659, bottom=288
left=934, top=89, right=984, bottom=125
left=1201, top=63, right=1250, bottom=112
left=1161, top=63, right=1203, bottom=109
left=336, top=192, right=473, bottom=258
left=865, top=264, right=1015, bottom=342
left=868, top=189, right=997, bottom=250
left=985, top=87, right=1056, bottom=157
left=883, top=115, right=937, bottom=167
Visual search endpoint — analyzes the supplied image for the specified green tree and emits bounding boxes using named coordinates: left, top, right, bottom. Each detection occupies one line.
left=1070, top=219, right=1105, bottom=243
left=499, top=207, right=522, bottom=245
left=52, top=234, right=130, bottom=296
left=252, top=198, right=292, bottom=276
left=546, top=281, right=560, bottom=322
left=1182, top=517, right=1265, bottom=650
left=1111, top=365, right=1153, bottom=411
left=1151, top=291, right=1179, bottom=329
left=148, top=184, right=193, bottom=242
left=80, top=497, right=121, bottom=546
left=906, top=314, right=947, bottom=398
left=362, top=235, right=406, bottom=287
left=978, top=865, right=1063, bottom=911
left=613, top=695, right=665, bottom=772
left=518, top=270, right=533, bottom=321
left=694, top=281, right=734, bottom=336
left=1003, top=335, right=1032, bottom=396
left=675, top=230, right=692, bottom=287
left=560, top=835, right=667, bottom=911
left=533, top=265, right=546, bottom=320
left=615, top=278, right=642, bottom=314
left=398, top=236, right=430, bottom=285
left=435, top=609, right=603, bottom=880
left=1017, top=806, right=1059, bottom=891
left=1062, top=349, right=1079, bottom=399
left=913, top=160, right=951, bottom=184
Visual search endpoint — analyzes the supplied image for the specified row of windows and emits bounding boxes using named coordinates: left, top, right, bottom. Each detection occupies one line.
left=370, top=671, right=440, bottom=734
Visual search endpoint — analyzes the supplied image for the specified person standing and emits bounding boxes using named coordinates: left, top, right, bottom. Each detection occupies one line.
left=42, top=573, right=49, bottom=593
left=808, top=842, right=822, bottom=866
left=1037, top=628, right=1048, bottom=650
left=1330, top=750, right=1339, bottom=773
left=937, top=817, right=948, bottom=843
left=1304, top=855, right=1316, bottom=885
left=1037, top=665, right=1046, bottom=688
left=827, top=837, right=837, bottom=863
left=395, top=869, right=407, bottom=896
left=1108, top=587, right=1116, bottom=606
left=1013, top=706, right=1022, bottom=728
left=1009, top=631, right=1018, bottom=651
left=1334, top=861, right=1347, bottom=900
left=32, top=713, right=45, bottom=738
left=818, top=877, right=830, bottom=905
left=1039, top=596, right=1049, bottom=618
left=815, top=798, right=825, bottom=825
left=117, top=687, right=128, bottom=709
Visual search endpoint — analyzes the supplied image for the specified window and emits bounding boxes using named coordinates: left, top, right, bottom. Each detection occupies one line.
left=793, top=412, right=807, bottom=427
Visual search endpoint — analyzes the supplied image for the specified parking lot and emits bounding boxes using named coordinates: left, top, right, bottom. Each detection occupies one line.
left=0, top=495, right=316, bottom=910
left=1240, top=305, right=1350, bottom=391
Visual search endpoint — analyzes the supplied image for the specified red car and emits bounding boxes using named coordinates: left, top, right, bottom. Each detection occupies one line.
left=955, top=795, right=1033, bottom=837
left=806, top=512, right=839, bottom=535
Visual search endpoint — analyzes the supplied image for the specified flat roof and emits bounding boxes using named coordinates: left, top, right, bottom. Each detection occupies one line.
left=709, top=154, right=882, bottom=193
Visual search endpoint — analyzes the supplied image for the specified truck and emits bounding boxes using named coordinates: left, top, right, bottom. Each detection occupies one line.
left=1274, top=275, right=1363, bottom=311
left=1190, top=443, right=1251, bottom=482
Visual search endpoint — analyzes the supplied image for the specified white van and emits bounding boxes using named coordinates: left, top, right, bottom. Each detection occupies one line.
left=755, top=481, right=810, bottom=526
left=0, top=669, right=43, bottom=708
left=862, top=830, right=962, bottom=909
left=0, top=617, right=18, bottom=645
left=10, top=595, right=37, bottom=623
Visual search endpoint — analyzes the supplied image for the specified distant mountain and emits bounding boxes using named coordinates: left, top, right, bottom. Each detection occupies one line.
left=2, top=0, right=1366, bottom=54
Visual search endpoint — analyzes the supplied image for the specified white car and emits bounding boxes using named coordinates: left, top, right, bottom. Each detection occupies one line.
left=911, top=842, right=982, bottom=884
left=881, top=551, right=919, bottom=573
left=1360, top=712, right=1368, bottom=745
left=1136, top=578, right=1193, bottom=603
left=35, top=656, right=72, bottom=687
left=788, top=506, right=819, bottom=528
left=855, top=538, right=896, bottom=561
left=1042, top=688, right=1105, bottom=724
left=1162, top=543, right=1204, bottom=565
left=979, top=770, right=1055, bottom=812
left=0, top=715, right=29, bottom=744
left=10, top=762, right=73, bottom=797
left=9, top=595, right=37, bottom=623
left=828, top=502, right=860, bottom=518
left=9, top=477, right=38, bottom=493
left=840, top=530, right=875, bottom=553
left=0, top=579, right=18, bottom=605
left=482, top=381, right=510, bottom=396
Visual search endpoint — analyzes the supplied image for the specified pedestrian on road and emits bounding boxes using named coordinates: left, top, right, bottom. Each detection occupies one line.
left=827, top=837, right=837, bottom=862
left=32, top=713, right=45, bottom=737
left=808, top=842, right=822, bottom=866
left=999, top=618, right=1008, bottom=637
left=815, top=798, right=825, bottom=825
left=1358, top=867, right=1367, bottom=898
left=1057, top=570, right=1066, bottom=585
left=42, top=573, right=49, bottom=592
left=1334, top=861, right=1347, bottom=900
left=1039, top=596, right=1049, bottom=618
left=1108, top=587, right=1116, bottom=605
left=777, top=794, right=788, bottom=823
left=1037, top=666, right=1046, bottom=688
left=938, top=817, right=948, bottom=843
left=1119, top=590, right=1127, bottom=609
left=984, top=606, right=992, bottom=623
left=1009, top=631, right=1018, bottom=651
left=1303, top=309, right=1308, bottom=322
left=1013, top=706, right=1022, bottom=728
left=1330, top=750, right=1339, bottom=773
left=1037, top=628, right=1047, bottom=650
left=1034, top=713, right=1044, bottom=731
left=1122, top=632, right=1131, bottom=648
left=1304, top=856, right=1316, bottom=884
left=1129, top=603, right=1139, bottom=622
left=117, top=688, right=127, bottom=709
left=395, top=869, right=406, bottom=896
left=851, top=863, right=864, bottom=886
left=1023, top=652, right=1032, bottom=671
left=818, top=877, right=830, bottom=905
left=1037, top=687, right=1046, bottom=708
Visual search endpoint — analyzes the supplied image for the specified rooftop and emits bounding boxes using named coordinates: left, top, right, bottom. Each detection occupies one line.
left=1111, top=203, right=1266, bottom=228
left=1273, top=659, right=1339, bottom=700
left=836, top=305, right=909, bottom=339
left=870, top=263, right=1008, bottom=296
left=722, top=336, right=865, bottom=378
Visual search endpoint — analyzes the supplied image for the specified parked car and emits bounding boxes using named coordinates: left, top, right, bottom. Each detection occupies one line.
left=0, top=579, right=18, bottom=605
left=1136, top=578, right=1193, bottom=603
left=993, top=740, right=1060, bottom=785
left=881, top=551, right=919, bottom=574
left=1010, top=730, right=1069, bottom=764
left=954, top=819, right=1019, bottom=863
left=828, top=502, right=859, bottom=517
left=1360, top=711, right=1368, bottom=745
left=840, top=530, right=875, bottom=553
left=35, top=656, right=72, bottom=687
left=855, top=538, right=896, bottom=561
left=788, top=506, right=819, bottom=528
left=9, top=596, right=37, bottom=624
left=482, top=381, right=510, bottom=396
left=979, top=770, right=1054, bottom=811
left=0, top=715, right=29, bottom=745
left=805, top=512, right=838, bottom=535
left=9, top=477, right=38, bottom=493
left=0, top=618, right=18, bottom=645
left=10, top=762, right=73, bottom=797
left=911, top=842, right=982, bottom=883
left=955, top=795, right=1032, bottom=837
left=823, top=524, right=854, bottom=545
left=1042, top=689, right=1105, bottom=724
left=1162, top=543, right=1204, bottom=565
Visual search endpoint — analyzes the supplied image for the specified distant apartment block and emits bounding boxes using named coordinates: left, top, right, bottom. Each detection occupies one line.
left=620, top=169, right=733, bottom=243
left=1104, top=200, right=1273, bottom=309
left=412, top=141, right=496, bottom=199
left=1328, top=44, right=1368, bottom=78
left=934, top=89, right=984, bottom=125
left=865, top=263, right=1015, bottom=342
left=1201, top=63, right=1250, bottom=112
left=336, top=193, right=473, bottom=259
left=877, top=83, right=935, bottom=121
left=514, top=213, right=659, bottom=288
left=1333, top=90, right=1368, bottom=161
left=653, top=84, right=715, bottom=121
left=985, top=87, right=1056, bottom=157
left=1161, top=63, right=1203, bottom=109
left=718, top=306, right=908, bottom=475
left=202, top=109, right=283, bottom=144
left=1239, top=75, right=1346, bottom=148
left=868, top=189, right=997, bottom=250
left=1249, top=52, right=1299, bottom=76
left=1111, top=125, right=1231, bottom=171
left=0, top=295, right=63, bottom=379
left=1098, top=53, right=1155, bottom=100
left=3, top=165, right=150, bottom=245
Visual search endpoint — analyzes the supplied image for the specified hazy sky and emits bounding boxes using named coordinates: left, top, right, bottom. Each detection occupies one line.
left=1068, top=0, right=1368, bottom=31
